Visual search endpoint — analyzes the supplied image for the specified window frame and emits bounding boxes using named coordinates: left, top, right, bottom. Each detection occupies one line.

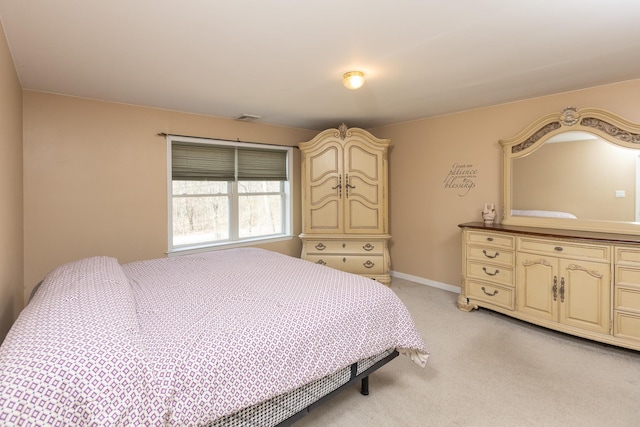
left=166, top=135, right=293, bottom=255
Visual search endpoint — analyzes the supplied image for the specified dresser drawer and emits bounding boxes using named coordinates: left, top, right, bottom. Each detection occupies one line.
left=615, top=286, right=640, bottom=314
left=304, top=240, right=384, bottom=255
left=614, top=311, right=640, bottom=342
left=466, top=260, right=514, bottom=287
left=615, top=246, right=640, bottom=265
left=467, top=231, right=514, bottom=249
left=466, top=246, right=515, bottom=267
left=615, top=265, right=640, bottom=287
left=467, top=280, right=515, bottom=310
left=518, top=237, right=610, bottom=262
left=306, top=254, right=385, bottom=275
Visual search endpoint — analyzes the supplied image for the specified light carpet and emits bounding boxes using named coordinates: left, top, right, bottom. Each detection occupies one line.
left=295, top=277, right=640, bottom=427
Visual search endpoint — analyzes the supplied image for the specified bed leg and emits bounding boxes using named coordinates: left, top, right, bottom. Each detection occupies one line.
left=360, top=376, right=369, bottom=395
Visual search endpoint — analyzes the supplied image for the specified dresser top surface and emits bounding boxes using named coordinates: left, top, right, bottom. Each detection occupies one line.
left=459, top=222, right=640, bottom=245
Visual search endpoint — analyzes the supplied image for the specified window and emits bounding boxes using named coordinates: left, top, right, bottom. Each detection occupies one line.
left=167, top=136, right=293, bottom=253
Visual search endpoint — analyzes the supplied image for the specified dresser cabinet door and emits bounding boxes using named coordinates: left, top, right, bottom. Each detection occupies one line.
left=516, top=254, right=558, bottom=322
left=517, top=253, right=610, bottom=333
left=559, top=259, right=610, bottom=334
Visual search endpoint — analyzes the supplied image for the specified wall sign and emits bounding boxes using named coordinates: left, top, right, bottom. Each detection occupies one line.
left=443, top=163, right=477, bottom=196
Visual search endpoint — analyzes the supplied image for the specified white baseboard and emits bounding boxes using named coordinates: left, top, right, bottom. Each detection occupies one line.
left=390, top=270, right=460, bottom=294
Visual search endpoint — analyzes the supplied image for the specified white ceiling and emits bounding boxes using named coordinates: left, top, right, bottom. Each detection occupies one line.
left=2, top=1, right=640, bottom=131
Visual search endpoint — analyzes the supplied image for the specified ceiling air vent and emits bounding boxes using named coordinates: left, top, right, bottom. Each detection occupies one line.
left=235, top=113, right=262, bottom=122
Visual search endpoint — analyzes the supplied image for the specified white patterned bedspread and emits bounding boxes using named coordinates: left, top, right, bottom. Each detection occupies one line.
left=0, top=248, right=428, bottom=426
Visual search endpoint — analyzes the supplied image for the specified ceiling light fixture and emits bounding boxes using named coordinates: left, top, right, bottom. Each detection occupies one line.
left=343, top=71, right=365, bottom=90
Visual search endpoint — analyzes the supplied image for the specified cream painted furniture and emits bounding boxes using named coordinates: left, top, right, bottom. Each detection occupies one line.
left=501, top=107, right=640, bottom=234
left=459, top=222, right=640, bottom=351
left=613, top=247, right=640, bottom=342
left=299, top=124, right=391, bottom=284
left=459, top=107, right=640, bottom=351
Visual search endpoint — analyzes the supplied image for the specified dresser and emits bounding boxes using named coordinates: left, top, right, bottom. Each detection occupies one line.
left=299, top=124, right=391, bottom=284
left=459, top=222, right=640, bottom=351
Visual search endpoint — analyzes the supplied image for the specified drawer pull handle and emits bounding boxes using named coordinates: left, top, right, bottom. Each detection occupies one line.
left=482, top=250, right=499, bottom=259
left=482, top=267, right=500, bottom=276
left=363, top=260, right=375, bottom=269
left=481, top=287, right=498, bottom=296
left=315, top=243, right=326, bottom=251
left=363, top=243, right=374, bottom=251
left=486, top=237, right=494, bottom=242
left=554, top=246, right=563, bottom=252
left=317, top=259, right=326, bottom=265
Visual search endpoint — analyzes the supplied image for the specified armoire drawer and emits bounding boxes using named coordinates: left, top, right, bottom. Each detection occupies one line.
left=467, top=280, right=515, bottom=310
left=304, top=240, right=384, bottom=255
left=517, top=237, right=610, bottom=262
left=306, top=254, right=385, bottom=275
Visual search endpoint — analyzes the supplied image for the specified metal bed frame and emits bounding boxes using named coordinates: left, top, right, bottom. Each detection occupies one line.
left=210, top=349, right=399, bottom=427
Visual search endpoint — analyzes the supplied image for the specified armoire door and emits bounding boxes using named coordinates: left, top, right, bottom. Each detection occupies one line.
left=303, top=140, right=344, bottom=234
left=343, top=140, right=386, bottom=234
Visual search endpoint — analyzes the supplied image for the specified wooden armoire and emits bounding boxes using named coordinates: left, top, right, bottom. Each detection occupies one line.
left=299, top=124, right=391, bottom=284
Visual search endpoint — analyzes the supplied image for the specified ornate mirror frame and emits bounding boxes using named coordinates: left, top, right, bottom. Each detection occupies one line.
left=501, top=107, right=640, bottom=235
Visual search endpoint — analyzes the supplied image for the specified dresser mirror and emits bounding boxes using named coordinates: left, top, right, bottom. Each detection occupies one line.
left=501, top=107, right=640, bottom=234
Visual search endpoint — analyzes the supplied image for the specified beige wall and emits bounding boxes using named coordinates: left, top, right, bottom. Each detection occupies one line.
left=0, top=22, right=24, bottom=341
left=23, top=92, right=317, bottom=300
left=371, top=79, right=640, bottom=288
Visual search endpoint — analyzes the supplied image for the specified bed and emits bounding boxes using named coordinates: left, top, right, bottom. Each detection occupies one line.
left=0, top=248, right=428, bottom=426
